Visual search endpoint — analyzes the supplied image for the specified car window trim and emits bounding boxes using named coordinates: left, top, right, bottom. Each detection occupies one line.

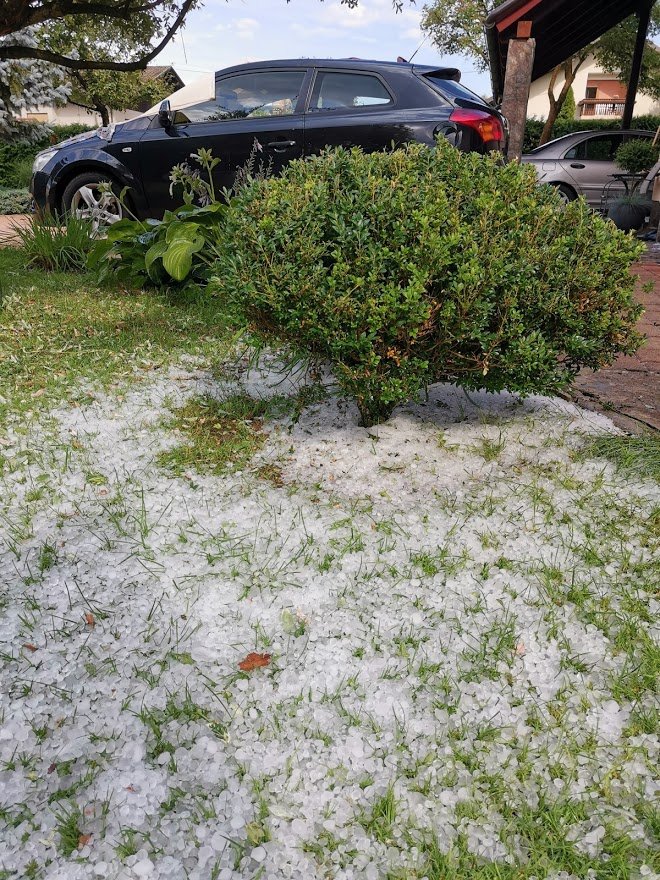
left=303, top=67, right=396, bottom=114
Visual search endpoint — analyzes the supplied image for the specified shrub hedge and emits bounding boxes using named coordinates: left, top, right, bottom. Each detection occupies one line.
left=523, top=115, right=660, bottom=153
left=0, top=188, right=32, bottom=215
left=213, top=140, right=644, bottom=426
left=0, top=124, right=93, bottom=188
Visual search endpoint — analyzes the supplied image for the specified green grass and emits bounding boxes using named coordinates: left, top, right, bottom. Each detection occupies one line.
left=13, top=216, right=96, bottom=272
left=157, top=394, right=273, bottom=476
left=0, top=247, right=237, bottom=427
left=584, top=434, right=660, bottom=482
left=158, top=385, right=327, bottom=477
left=359, top=786, right=398, bottom=844
left=389, top=797, right=659, bottom=879
left=53, top=803, right=84, bottom=857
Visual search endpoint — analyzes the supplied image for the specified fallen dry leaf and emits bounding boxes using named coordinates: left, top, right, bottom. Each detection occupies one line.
left=78, top=834, right=92, bottom=848
left=238, top=652, right=272, bottom=672
left=22, top=643, right=38, bottom=652
left=84, top=612, right=95, bottom=628
left=47, top=763, right=57, bottom=774
left=515, top=642, right=526, bottom=656
left=31, top=388, right=46, bottom=399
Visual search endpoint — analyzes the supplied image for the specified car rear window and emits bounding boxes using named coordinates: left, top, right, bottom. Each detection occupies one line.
left=423, top=75, right=487, bottom=107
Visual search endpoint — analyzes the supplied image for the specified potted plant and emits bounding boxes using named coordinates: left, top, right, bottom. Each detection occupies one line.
left=607, top=139, right=659, bottom=231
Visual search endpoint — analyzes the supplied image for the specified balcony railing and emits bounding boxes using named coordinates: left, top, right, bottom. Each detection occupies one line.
left=578, top=98, right=626, bottom=118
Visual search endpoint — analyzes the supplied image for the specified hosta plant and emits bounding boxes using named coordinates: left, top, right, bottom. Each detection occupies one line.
left=88, top=148, right=225, bottom=287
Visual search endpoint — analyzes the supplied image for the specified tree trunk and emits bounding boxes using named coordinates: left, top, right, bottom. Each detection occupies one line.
left=538, top=55, right=587, bottom=146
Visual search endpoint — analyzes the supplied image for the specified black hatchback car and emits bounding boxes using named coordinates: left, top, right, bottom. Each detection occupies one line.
left=31, top=58, right=506, bottom=223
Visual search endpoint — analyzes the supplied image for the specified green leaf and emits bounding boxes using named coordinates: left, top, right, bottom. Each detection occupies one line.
left=86, top=237, right=116, bottom=268
left=144, top=238, right=168, bottom=271
left=165, top=221, right=200, bottom=244
left=162, top=234, right=205, bottom=281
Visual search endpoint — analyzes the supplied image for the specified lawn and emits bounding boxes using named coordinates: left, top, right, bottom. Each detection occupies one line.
left=0, top=247, right=658, bottom=880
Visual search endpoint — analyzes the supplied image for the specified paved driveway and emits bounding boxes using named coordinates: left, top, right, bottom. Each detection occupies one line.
left=0, top=213, right=31, bottom=246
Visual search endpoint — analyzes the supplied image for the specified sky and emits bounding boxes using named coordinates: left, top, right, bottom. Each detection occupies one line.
left=153, top=0, right=493, bottom=97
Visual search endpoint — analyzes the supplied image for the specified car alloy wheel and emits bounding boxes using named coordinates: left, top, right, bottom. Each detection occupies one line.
left=69, top=181, right=123, bottom=233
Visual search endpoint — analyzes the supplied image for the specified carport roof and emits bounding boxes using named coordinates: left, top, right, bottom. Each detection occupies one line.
left=486, top=0, right=653, bottom=101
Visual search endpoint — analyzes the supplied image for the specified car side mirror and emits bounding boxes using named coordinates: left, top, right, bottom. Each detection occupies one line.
left=158, top=100, right=174, bottom=129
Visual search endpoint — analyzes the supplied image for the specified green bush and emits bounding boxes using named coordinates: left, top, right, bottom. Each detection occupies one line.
left=0, top=188, right=32, bottom=215
left=523, top=115, right=660, bottom=153
left=0, top=124, right=93, bottom=188
left=212, top=141, right=644, bottom=426
left=557, top=87, right=576, bottom=123
left=615, top=138, right=660, bottom=174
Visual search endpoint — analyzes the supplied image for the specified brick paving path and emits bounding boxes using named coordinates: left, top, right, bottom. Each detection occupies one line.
left=572, top=255, right=659, bottom=433
left=0, top=213, right=31, bottom=246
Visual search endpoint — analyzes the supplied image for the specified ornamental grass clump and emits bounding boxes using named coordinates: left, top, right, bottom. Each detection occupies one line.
left=213, top=140, right=644, bottom=426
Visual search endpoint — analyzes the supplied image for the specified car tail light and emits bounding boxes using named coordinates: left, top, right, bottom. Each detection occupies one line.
left=449, top=108, right=504, bottom=145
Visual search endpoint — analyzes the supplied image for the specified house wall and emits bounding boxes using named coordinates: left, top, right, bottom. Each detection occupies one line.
left=19, top=103, right=143, bottom=127
left=526, top=54, right=660, bottom=120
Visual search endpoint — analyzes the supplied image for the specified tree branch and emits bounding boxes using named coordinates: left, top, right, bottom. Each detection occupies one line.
left=1, top=0, right=170, bottom=35
left=0, top=0, right=195, bottom=70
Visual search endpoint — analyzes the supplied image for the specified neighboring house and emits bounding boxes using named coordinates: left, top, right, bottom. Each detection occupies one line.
left=19, top=65, right=184, bottom=127
left=527, top=53, right=660, bottom=121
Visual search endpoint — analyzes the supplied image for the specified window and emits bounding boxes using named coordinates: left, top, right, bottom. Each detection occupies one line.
left=564, top=134, right=624, bottom=162
left=174, top=70, right=306, bottom=124
left=584, top=134, right=624, bottom=161
left=423, top=75, right=479, bottom=106
left=309, top=72, right=392, bottom=112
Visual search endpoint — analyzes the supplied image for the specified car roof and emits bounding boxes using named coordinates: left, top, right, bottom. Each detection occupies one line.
left=525, top=129, right=654, bottom=157
left=214, top=58, right=459, bottom=78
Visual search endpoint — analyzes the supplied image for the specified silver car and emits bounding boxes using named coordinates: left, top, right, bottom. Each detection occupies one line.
left=521, top=129, right=655, bottom=208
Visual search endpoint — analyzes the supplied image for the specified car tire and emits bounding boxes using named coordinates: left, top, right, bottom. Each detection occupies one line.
left=553, top=183, right=577, bottom=205
left=61, top=172, right=124, bottom=232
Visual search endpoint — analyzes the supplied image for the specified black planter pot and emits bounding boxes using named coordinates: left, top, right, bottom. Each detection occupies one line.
left=607, top=201, right=648, bottom=232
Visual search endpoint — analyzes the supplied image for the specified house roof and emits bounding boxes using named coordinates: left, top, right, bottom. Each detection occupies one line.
left=140, top=65, right=184, bottom=89
left=486, top=0, right=654, bottom=101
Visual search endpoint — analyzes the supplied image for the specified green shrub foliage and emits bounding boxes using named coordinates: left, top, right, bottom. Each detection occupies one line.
left=0, top=124, right=93, bottom=188
left=213, top=140, right=644, bottom=426
left=0, top=188, right=32, bottom=215
left=615, top=138, right=660, bottom=174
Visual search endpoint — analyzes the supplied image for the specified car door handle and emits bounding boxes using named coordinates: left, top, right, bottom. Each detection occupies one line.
left=570, top=163, right=586, bottom=169
left=267, top=139, right=296, bottom=152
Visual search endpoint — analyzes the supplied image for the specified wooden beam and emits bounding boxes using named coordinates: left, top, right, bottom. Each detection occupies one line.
left=495, top=0, right=543, bottom=33
left=622, top=0, right=653, bottom=129
left=501, top=35, right=536, bottom=160
left=517, top=20, right=533, bottom=38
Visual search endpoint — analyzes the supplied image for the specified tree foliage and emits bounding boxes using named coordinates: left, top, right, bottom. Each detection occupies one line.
left=43, top=16, right=172, bottom=125
left=420, top=0, right=493, bottom=71
left=0, top=0, right=199, bottom=72
left=0, top=28, right=69, bottom=140
left=594, top=8, right=660, bottom=101
left=557, top=85, right=576, bottom=122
